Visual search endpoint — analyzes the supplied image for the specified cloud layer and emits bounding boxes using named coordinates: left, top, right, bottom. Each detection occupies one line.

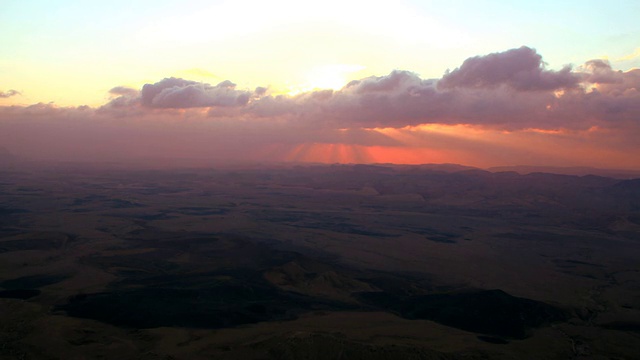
left=438, top=46, right=581, bottom=91
left=98, top=46, right=639, bottom=131
left=140, top=78, right=258, bottom=108
left=0, top=90, right=20, bottom=98
left=1, top=47, right=639, bottom=169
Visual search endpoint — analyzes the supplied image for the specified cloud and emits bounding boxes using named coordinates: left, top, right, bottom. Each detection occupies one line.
left=90, top=47, right=640, bottom=133
left=344, top=70, right=427, bottom=93
left=0, top=90, right=21, bottom=98
left=580, top=59, right=623, bottom=84
left=243, top=76, right=547, bottom=129
left=140, top=77, right=257, bottom=108
left=582, top=63, right=640, bottom=97
left=109, top=86, right=139, bottom=97
left=102, top=86, right=140, bottom=110
left=94, top=47, right=640, bottom=131
left=438, top=46, right=581, bottom=91
left=240, top=48, right=639, bottom=130
left=1, top=46, right=639, bottom=169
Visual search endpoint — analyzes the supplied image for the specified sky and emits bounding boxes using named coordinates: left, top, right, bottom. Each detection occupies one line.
left=1, top=0, right=639, bottom=169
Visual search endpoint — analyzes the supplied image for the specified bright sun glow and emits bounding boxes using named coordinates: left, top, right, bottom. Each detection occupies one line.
left=302, top=64, right=366, bottom=91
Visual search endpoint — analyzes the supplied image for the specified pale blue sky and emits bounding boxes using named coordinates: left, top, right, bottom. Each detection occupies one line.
left=1, top=0, right=638, bottom=105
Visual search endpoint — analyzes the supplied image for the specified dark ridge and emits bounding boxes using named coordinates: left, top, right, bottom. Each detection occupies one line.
left=357, top=289, right=569, bottom=339
left=1, top=274, right=70, bottom=290
left=57, top=285, right=354, bottom=329
left=562, top=260, right=601, bottom=267
left=487, top=165, right=640, bottom=179
left=105, top=212, right=177, bottom=221
left=293, top=222, right=398, bottom=237
left=600, top=322, right=640, bottom=332
left=107, top=199, right=145, bottom=208
left=0, top=207, right=31, bottom=216
left=424, top=236, right=456, bottom=244
left=610, top=178, right=640, bottom=192
left=406, top=228, right=459, bottom=244
left=0, top=289, right=40, bottom=299
left=0, top=237, right=67, bottom=253
left=175, top=207, right=228, bottom=216
left=477, top=335, right=509, bottom=344
left=62, top=233, right=358, bottom=328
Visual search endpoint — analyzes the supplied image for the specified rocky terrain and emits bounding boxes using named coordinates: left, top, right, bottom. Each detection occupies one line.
left=1, top=162, right=639, bottom=359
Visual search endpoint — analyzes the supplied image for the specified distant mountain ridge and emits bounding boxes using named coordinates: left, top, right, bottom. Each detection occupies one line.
left=1, top=154, right=639, bottom=180
left=487, top=165, right=640, bottom=179
left=328, top=163, right=639, bottom=179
